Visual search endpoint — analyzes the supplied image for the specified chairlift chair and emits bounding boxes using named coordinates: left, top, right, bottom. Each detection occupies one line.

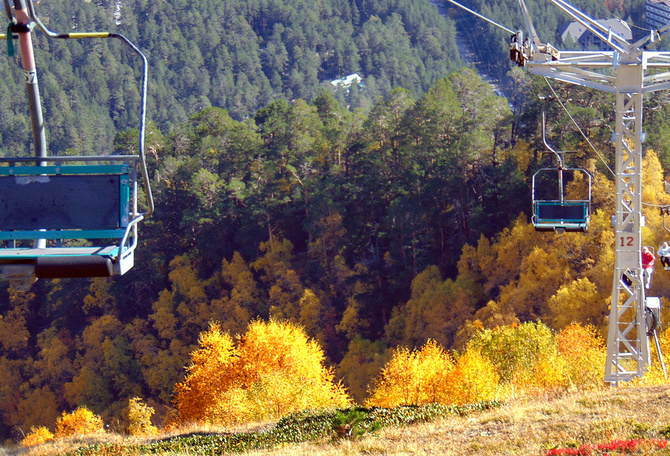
left=532, top=167, right=592, bottom=233
left=0, top=1, right=153, bottom=290
left=531, top=96, right=592, bottom=233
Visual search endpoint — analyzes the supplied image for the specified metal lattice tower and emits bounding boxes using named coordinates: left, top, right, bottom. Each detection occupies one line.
left=511, top=0, right=670, bottom=383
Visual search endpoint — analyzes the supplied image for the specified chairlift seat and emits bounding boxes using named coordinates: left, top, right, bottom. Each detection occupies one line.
left=0, top=158, right=141, bottom=280
left=533, top=200, right=590, bottom=232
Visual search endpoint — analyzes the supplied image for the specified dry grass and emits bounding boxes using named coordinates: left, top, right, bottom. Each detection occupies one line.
left=0, top=421, right=276, bottom=456
left=5, top=385, right=670, bottom=456
left=245, top=385, right=670, bottom=456
left=1, top=432, right=117, bottom=456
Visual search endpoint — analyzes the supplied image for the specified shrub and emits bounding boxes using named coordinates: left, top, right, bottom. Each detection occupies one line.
left=22, top=426, right=54, bottom=447
left=366, top=339, right=454, bottom=407
left=127, top=397, right=158, bottom=436
left=556, top=323, right=605, bottom=390
left=446, top=348, right=499, bottom=404
left=468, top=321, right=561, bottom=389
left=174, top=319, right=350, bottom=425
left=54, top=406, right=105, bottom=438
left=173, top=323, right=238, bottom=423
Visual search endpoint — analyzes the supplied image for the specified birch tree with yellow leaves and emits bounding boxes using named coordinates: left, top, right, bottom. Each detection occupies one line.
left=174, top=319, right=349, bottom=425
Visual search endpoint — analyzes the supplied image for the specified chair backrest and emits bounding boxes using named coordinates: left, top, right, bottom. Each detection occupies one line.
left=0, top=160, right=135, bottom=242
left=533, top=201, right=590, bottom=232
left=535, top=201, right=588, bottom=223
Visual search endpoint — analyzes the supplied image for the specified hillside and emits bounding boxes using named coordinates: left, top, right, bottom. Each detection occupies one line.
left=246, top=386, right=670, bottom=456
left=7, top=0, right=670, bottom=447
left=0, top=0, right=463, bottom=158
left=6, top=385, right=670, bottom=455
left=5, top=67, right=670, bottom=441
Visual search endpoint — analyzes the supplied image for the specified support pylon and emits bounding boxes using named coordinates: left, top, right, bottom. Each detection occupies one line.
left=511, top=0, right=670, bottom=382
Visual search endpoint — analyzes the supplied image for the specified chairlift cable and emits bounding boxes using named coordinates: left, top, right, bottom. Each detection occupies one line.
left=443, top=0, right=515, bottom=34
left=544, top=77, right=615, bottom=178
left=447, top=0, right=616, bottom=180
left=445, top=0, right=657, bottom=224
left=544, top=78, right=669, bottom=210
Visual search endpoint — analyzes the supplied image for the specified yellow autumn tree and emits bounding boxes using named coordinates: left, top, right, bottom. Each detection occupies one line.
left=548, top=277, right=608, bottom=331
left=211, top=251, right=260, bottom=336
left=487, top=216, right=542, bottom=296
left=366, top=339, right=454, bottom=407
left=445, top=348, right=499, bottom=405
left=640, top=150, right=670, bottom=299
left=297, top=288, right=327, bottom=347
left=251, top=239, right=305, bottom=321
left=386, top=266, right=474, bottom=349
left=174, top=319, right=349, bottom=426
left=173, top=323, right=238, bottom=423
left=556, top=323, right=606, bottom=390
left=126, top=397, right=158, bottom=436
left=336, top=296, right=370, bottom=341
left=222, top=319, right=349, bottom=421
left=642, top=149, right=668, bottom=210
left=82, top=277, right=117, bottom=316
left=466, top=217, right=549, bottom=328
left=468, top=321, right=561, bottom=389
left=337, top=337, right=390, bottom=404
left=455, top=237, right=491, bottom=310
left=150, top=255, right=210, bottom=344
left=497, top=246, right=570, bottom=321
left=0, top=304, right=30, bottom=357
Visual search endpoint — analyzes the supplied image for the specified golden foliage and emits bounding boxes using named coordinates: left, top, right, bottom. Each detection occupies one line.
left=512, top=139, right=533, bottom=174
left=127, top=397, right=158, bottom=436
left=446, top=348, right=499, bottom=404
left=83, top=278, right=117, bottom=316
left=368, top=322, right=610, bottom=408
left=556, top=323, right=606, bottom=390
left=531, top=356, right=565, bottom=391
left=499, top=246, right=570, bottom=320
left=642, top=150, right=669, bottom=208
left=21, top=426, right=54, bottom=447
left=297, top=288, right=327, bottom=347
left=337, top=297, right=369, bottom=341
left=231, top=319, right=350, bottom=419
left=366, top=340, right=454, bottom=407
left=173, top=324, right=237, bottom=423
left=468, top=321, right=561, bottom=388
left=337, top=338, right=389, bottom=404
left=54, top=406, right=104, bottom=438
left=174, top=319, right=350, bottom=426
left=251, top=240, right=305, bottom=321
left=211, top=251, right=259, bottom=336
left=150, top=255, right=210, bottom=343
left=549, top=278, right=605, bottom=331
left=0, top=306, right=30, bottom=355
left=386, top=266, right=474, bottom=349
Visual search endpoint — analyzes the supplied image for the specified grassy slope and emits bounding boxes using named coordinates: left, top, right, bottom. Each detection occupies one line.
left=244, top=385, right=670, bottom=456
left=8, top=385, right=670, bottom=456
